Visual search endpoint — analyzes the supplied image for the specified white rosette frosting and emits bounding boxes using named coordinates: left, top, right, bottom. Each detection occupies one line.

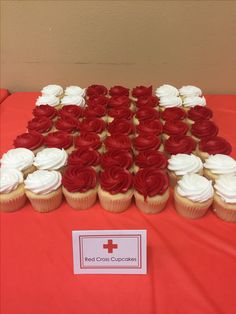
left=36, top=95, right=60, bottom=107
left=214, top=174, right=236, bottom=203
left=34, top=148, right=68, bottom=170
left=61, top=95, right=86, bottom=107
left=41, top=85, right=63, bottom=96
left=24, top=170, right=62, bottom=194
left=155, top=84, right=179, bottom=98
left=177, top=173, right=213, bottom=202
left=65, top=86, right=86, bottom=97
left=159, top=96, right=182, bottom=108
left=179, top=85, right=202, bottom=97
left=183, top=96, right=206, bottom=108
left=1, top=148, right=34, bottom=171
left=0, top=168, right=23, bottom=193
left=168, top=154, right=203, bottom=175
left=204, top=154, right=236, bottom=175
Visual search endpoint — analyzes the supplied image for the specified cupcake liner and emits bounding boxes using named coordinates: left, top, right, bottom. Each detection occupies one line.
left=203, top=169, right=218, bottom=182
left=134, top=189, right=169, bottom=214
left=62, top=186, right=97, bottom=210
left=0, top=184, right=26, bottom=212
left=26, top=188, right=62, bottom=212
left=213, top=193, right=236, bottom=222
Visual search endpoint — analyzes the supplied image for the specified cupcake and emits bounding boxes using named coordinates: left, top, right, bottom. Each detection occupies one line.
left=186, top=105, right=213, bottom=126
left=41, top=84, right=63, bottom=97
left=27, top=116, right=53, bottom=135
left=84, top=105, right=107, bottom=122
left=86, top=85, right=108, bottom=97
left=134, top=168, right=169, bottom=214
left=164, top=135, right=196, bottom=156
left=133, top=135, right=163, bottom=155
left=74, top=132, right=103, bottom=153
left=60, top=95, right=86, bottom=107
left=36, top=95, right=61, bottom=109
left=179, top=85, right=202, bottom=98
left=101, top=149, right=133, bottom=171
left=62, top=166, right=97, bottom=210
left=159, top=96, right=182, bottom=112
left=58, top=105, right=83, bottom=120
left=107, top=107, right=133, bottom=123
left=182, top=96, right=206, bottom=111
left=44, top=131, right=74, bottom=153
left=87, top=95, right=109, bottom=108
left=213, top=174, right=236, bottom=222
left=132, top=86, right=152, bottom=100
left=25, top=170, right=62, bottom=212
left=33, top=148, right=68, bottom=173
left=107, top=119, right=134, bottom=138
left=134, top=150, right=167, bottom=173
left=162, top=120, right=189, bottom=140
left=54, top=116, right=79, bottom=135
left=0, top=168, right=26, bottom=212
left=79, top=118, right=107, bottom=141
left=108, top=96, right=131, bottom=110
left=13, top=131, right=45, bottom=155
left=133, top=107, right=160, bottom=125
left=161, top=107, right=186, bottom=123
left=104, top=134, right=132, bottom=152
left=68, top=148, right=101, bottom=172
left=155, top=84, right=179, bottom=98
left=174, top=173, right=214, bottom=219
left=191, top=120, right=218, bottom=142
left=203, top=154, right=236, bottom=181
left=136, top=119, right=163, bottom=136
left=109, top=86, right=129, bottom=97
left=197, top=136, right=232, bottom=160
left=135, top=95, right=159, bottom=109
left=0, top=148, right=35, bottom=178
left=98, top=166, right=133, bottom=213
left=33, top=105, right=57, bottom=121
left=64, top=86, right=86, bottom=97
left=168, top=153, right=203, bottom=186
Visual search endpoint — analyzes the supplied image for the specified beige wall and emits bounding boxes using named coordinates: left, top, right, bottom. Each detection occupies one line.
left=1, top=0, right=236, bottom=93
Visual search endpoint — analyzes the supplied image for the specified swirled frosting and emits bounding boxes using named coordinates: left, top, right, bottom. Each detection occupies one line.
left=135, top=96, right=158, bottom=108
left=14, top=131, right=44, bottom=150
left=105, top=134, right=131, bottom=151
left=161, top=107, right=186, bottom=121
left=55, top=116, right=79, bottom=133
left=86, top=85, right=108, bottom=97
left=75, top=132, right=102, bottom=150
left=84, top=105, right=106, bottom=119
left=179, top=85, right=202, bottom=97
left=135, top=151, right=167, bottom=170
left=214, top=174, right=236, bottom=203
left=109, top=86, right=129, bottom=97
left=168, top=154, right=203, bottom=175
left=165, top=135, right=196, bottom=155
left=159, top=96, right=182, bottom=108
left=136, top=119, right=163, bottom=136
left=41, top=85, right=63, bottom=96
left=61, top=95, right=86, bottom=107
left=199, top=136, right=232, bottom=155
left=87, top=95, right=109, bottom=107
left=108, top=96, right=131, bottom=108
left=101, top=149, right=133, bottom=170
left=132, top=86, right=152, bottom=98
left=24, top=170, right=62, bottom=194
left=33, top=148, right=68, bottom=170
left=36, top=95, right=60, bottom=107
left=133, top=135, right=162, bottom=152
left=33, top=105, right=57, bottom=119
left=79, top=118, right=106, bottom=134
left=155, top=84, right=179, bottom=98
left=1, top=148, right=34, bottom=171
left=191, top=120, right=218, bottom=139
left=68, top=148, right=101, bottom=167
left=135, top=107, right=159, bottom=121
left=58, top=105, right=83, bottom=119
left=188, top=106, right=213, bottom=122
left=204, top=154, right=236, bottom=175
left=177, top=173, right=213, bottom=202
left=27, top=116, right=52, bottom=133
left=44, top=131, right=73, bottom=149
left=183, top=96, right=206, bottom=108
left=64, top=86, right=86, bottom=97
left=0, top=168, right=23, bottom=193
left=107, top=119, right=134, bottom=136
left=108, top=107, right=133, bottom=120
left=163, top=121, right=189, bottom=136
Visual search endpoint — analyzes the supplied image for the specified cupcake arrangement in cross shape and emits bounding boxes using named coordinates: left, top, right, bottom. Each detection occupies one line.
left=0, top=83, right=235, bottom=222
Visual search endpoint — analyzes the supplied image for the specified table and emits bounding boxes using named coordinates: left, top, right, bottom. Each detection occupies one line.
left=1, top=93, right=236, bottom=314
left=0, top=89, right=10, bottom=104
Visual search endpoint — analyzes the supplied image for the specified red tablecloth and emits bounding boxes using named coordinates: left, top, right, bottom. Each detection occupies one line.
left=0, top=89, right=10, bottom=104
left=1, top=93, right=236, bottom=314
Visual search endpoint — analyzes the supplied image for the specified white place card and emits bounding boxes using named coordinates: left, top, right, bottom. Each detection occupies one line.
left=72, top=230, right=147, bottom=274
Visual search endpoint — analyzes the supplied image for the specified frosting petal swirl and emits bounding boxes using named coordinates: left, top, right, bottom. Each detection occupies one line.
left=68, top=148, right=101, bottom=167
left=155, top=84, right=179, bottom=98
left=191, top=120, right=218, bottom=139
left=183, top=96, right=206, bottom=108
left=61, top=95, right=86, bottom=107
left=87, top=95, right=108, bottom=107
left=0, top=168, right=23, bottom=193
left=204, top=154, right=236, bottom=175
left=55, top=116, right=79, bottom=133
left=65, top=86, right=86, bottom=97
left=132, top=86, right=152, bottom=98
left=33, top=148, right=68, bottom=170
left=188, top=106, right=213, bottom=122
left=135, top=151, right=167, bottom=170
left=58, top=105, right=83, bottom=119
left=86, top=85, right=108, bottom=97
left=1, top=148, right=34, bottom=171
left=45, top=131, right=73, bottom=149
left=161, top=107, right=186, bottom=121
left=214, top=174, right=236, bottom=203
left=135, top=96, right=158, bottom=108
left=165, top=135, right=196, bottom=155
left=107, top=119, right=134, bottom=136
left=133, top=135, right=162, bottom=152
left=75, top=132, right=102, bottom=150
left=36, top=95, right=60, bottom=107
left=41, top=85, right=63, bottom=96
left=14, top=131, right=44, bottom=150
left=109, top=86, right=129, bottom=97
left=79, top=118, right=106, bottom=134
left=163, top=121, right=189, bottom=136
left=168, top=153, right=203, bottom=175
left=135, top=107, right=159, bottom=121
left=105, top=134, right=132, bottom=151
left=101, top=149, right=133, bottom=170
left=108, top=107, right=133, bottom=120
left=136, top=119, right=163, bottom=136
left=25, top=170, right=62, bottom=194
left=199, top=136, right=232, bottom=155
left=33, top=105, right=57, bottom=119
left=159, top=96, right=182, bottom=108
left=179, top=85, right=202, bottom=97
left=27, top=116, right=52, bottom=133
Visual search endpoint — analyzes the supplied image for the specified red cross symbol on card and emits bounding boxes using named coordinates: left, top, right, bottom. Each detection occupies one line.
left=103, top=240, right=118, bottom=253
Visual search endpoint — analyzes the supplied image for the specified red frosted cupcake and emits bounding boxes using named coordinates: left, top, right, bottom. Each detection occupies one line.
left=109, top=85, right=129, bottom=97
left=33, top=104, right=57, bottom=120
left=164, top=135, right=196, bottom=156
left=135, top=95, right=159, bottom=108
left=101, top=149, right=133, bottom=171
left=134, top=150, right=167, bottom=173
left=186, top=105, right=213, bottom=125
left=74, top=132, right=103, bottom=153
left=162, top=120, right=189, bottom=140
left=191, top=120, right=219, bottom=141
left=79, top=118, right=107, bottom=141
left=55, top=116, right=79, bottom=134
left=136, top=119, right=163, bottom=136
left=107, top=119, right=134, bottom=137
left=84, top=105, right=107, bottom=121
left=62, top=166, right=97, bottom=210
left=107, top=107, right=133, bottom=123
left=104, top=134, right=132, bottom=152
left=134, top=168, right=170, bottom=214
left=132, top=86, right=152, bottom=99
left=44, top=131, right=74, bottom=153
left=58, top=105, right=83, bottom=120
left=87, top=95, right=109, bottom=107
left=161, top=107, right=186, bottom=122
left=133, top=135, right=163, bottom=155
left=197, top=136, right=232, bottom=160
left=98, top=166, right=133, bottom=212
left=133, top=107, right=159, bottom=125
left=13, top=131, right=44, bottom=154
left=27, top=116, right=53, bottom=135
left=68, top=147, right=101, bottom=172
left=108, top=96, right=131, bottom=109
left=86, top=84, right=108, bottom=97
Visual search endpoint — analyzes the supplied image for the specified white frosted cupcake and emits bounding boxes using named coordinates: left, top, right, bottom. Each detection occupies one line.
left=159, top=96, right=182, bottom=112
left=41, top=84, right=63, bottom=97
left=168, top=154, right=203, bottom=186
left=179, top=85, right=202, bottom=98
left=182, top=96, right=206, bottom=111
left=155, top=84, right=179, bottom=98
left=25, top=170, right=62, bottom=212
left=174, top=173, right=213, bottom=219
left=0, top=168, right=26, bottom=212
left=203, top=154, right=236, bottom=182
left=36, top=95, right=61, bottom=109
left=0, top=148, right=35, bottom=178
left=213, top=174, right=236, bottom=222
left=61, top=95, right=86, bottom=107
left=64, top=86, right=86, bottom=97
left=33, top=148, right=68, bottom=173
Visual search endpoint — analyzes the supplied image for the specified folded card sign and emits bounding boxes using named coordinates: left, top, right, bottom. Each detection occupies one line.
left=72, top=230, right=147, bottom=274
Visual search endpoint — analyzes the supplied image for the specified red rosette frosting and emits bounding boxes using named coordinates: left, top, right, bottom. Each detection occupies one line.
left=33, top=105, right=57, bottom=119
left=87, top=95, right=109, bottom=107
left=58, top=105, right=83, bottom=119
left=62, top=166, right=97, bottom=193
left=86, top=85, right=108, bottom=97
left=134, top=168, right=169, bottom=198
left=27, top=116, right=52, bottom=133
left=163, top=121, right=189, bottom=136
left=135, top=107, right=160, bottom=121
left=101, top=149, right=133, bottom=170
left=164, top=135, right=196, bottom=155
left=132, top=86, right=152, bottom=98
left=135, top=151, right=167, bottom=170
left=45, top=131, right=73, bottom=149
left=188, top=105, right=213, bottom=122
left=84, top=105, right=106, bottom=119
left=136, top=119, right=163, bottom=136
left=68, top=147, right=101, bottom=167
left=79, top=118, right=106, bottom=134
left=191, top=120, right=218, bottom=139
left=135, top=95, right=159, bottom=108
left=199, top=136, right=232, bottom=155
left=13, top=131, right=44, bottom=150
left=107, top=119, right=134, bottom=136
left=109, top=86, right=129, bottom=97
left=108, top=96, right=131, bottom=108
left=55, top=116, right=79, bottom=133
left=74, top=132, right=102, bottom=150
left=161, top=107, right=186, bottom=121
left=108, top=107, right=133, bottom=120
left=99, top=166, right=133, bottom=194
left=105, top=134, right=132, bottom=151
left=133, top=135, right=162, bottom=152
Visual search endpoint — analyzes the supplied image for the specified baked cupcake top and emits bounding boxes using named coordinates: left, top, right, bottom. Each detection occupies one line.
left=27, top=116, right=52, bottom=133
left=105, top=134, right=132, bottom=151
left=33, top=105, right=57, bottom=119
left=134, top=168, right=169, bottom=198
left=68, top=148, right=101, bottom=168
left=161, top=107, right=186, bottom=121
left=183, top=96, right=206, bottom=108
left=155, top=84, right=179, bottom=98
left=135, top=95, right=158, bottom=108
left=84, top=105, right=106, bottom=119
left=58, top=105, right=83, bottom=119
left=61, top=95, right=86, bottom=107
left=214, top=174, right=236, bottom=203
left=0, top=168, right=23, bottom=193
left=74, top=132, right=102, bottom=150
left=163, top=120, right=189, bottom=136
left=87, top=95, right=109, bottom=107
left=204, top=154, right=236, bottom=175
left=99, top=166, right=133, bottom=194
left=55, top=116, right=79, bottom=134
left=64, top=86, right=86, bottom=97
left=136, top=119, right=163, bottom=136
left=62, top=166, right=97, bottom=193
left=165, top=135, right=196, bottom=155
left=177, top=173, right=213, bottom=202
left=86, top=85, right=108, bottom=97
left=179, top=85, right=202, bottom=97
left=36, top=95, right=60, bottom=107
left=109, top=86, right=129, bottom=97
left=34, top=148, right=68, bottom=170
left=191, top=120, right=218, bottom=139
left=199, top=136, right=232, bottom=155
left=108, top=96, right=131, bottom=109
left=135, top=107, right=160, bottom=121
left=133, top=135, right=162, bottom=152
left=79, top=118, right=106, bottom=134
left=107, top=119, right=134, bottom=136
left=187, top=106, right=213, bottom=122
left=108, top=107, right=133, bottom=120
left=1, top=148, right=34, bottom=171
left=159, top=96, right=182, bottom=109
left=132, top=86, right=152, bottom=98
left=44, top=131, right=73, bottom=149
left=41, top=84, right=63, bottom=97
left=168, top=153, right=203, bottom=175
left=135, top=151, right=167, bottom=170
left=25, top=170, right=62, bottom=194
left=101, top=149, right=133, bottom=170
left=14, top=131, right=44, bottom=151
